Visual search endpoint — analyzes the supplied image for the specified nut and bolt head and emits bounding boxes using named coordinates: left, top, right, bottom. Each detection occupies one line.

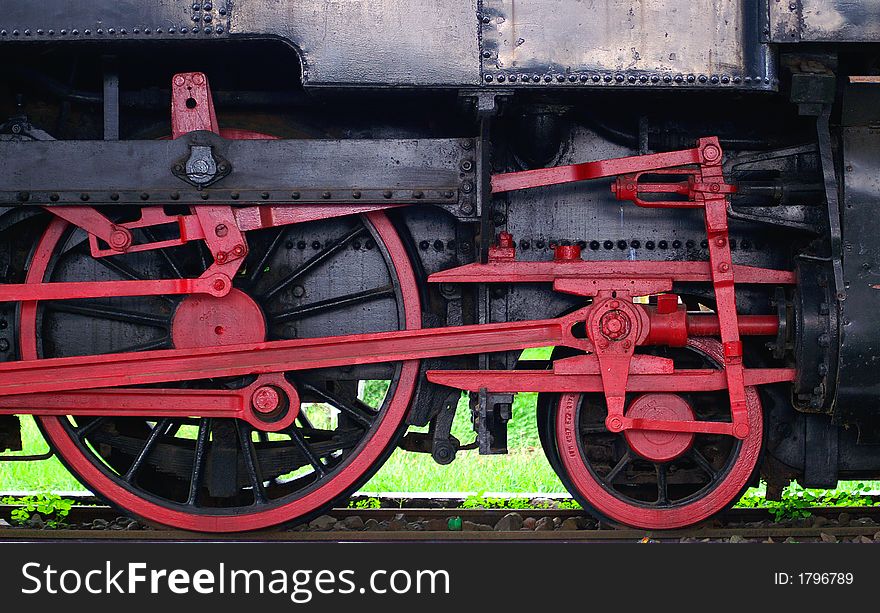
left=702, top=144, right=721, bottom=161
left=109, top=228, right=132, bottom=251
left=599, top=309, right=631, bottom=341
left=252, top=386, right=281, bottom=414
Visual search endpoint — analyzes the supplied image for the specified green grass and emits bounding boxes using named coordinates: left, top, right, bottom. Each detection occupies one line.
left=3, top=396, right=878, bottom=500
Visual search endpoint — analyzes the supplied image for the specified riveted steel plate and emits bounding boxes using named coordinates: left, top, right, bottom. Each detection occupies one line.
left=770, top=0, right=880, bottom=42
left=480, top=0, right=775, bottom=89
left=0, top=0, right=230, bottom=38
left=229, top=0, right=481, bottom=86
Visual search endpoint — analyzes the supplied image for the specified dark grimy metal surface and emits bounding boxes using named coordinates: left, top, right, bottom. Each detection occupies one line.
left=0, top=0, right=482, bottom=87
left=0, top=1, right=785, bottom=88
left=770, top=0, right=880, bottom=42
left=837, top=127, right=880, bottom=439
left=0, top=133, right=476, bottom=208
left=229, top=0, right=481, bottom=86
left=480, top=0, right=775, bottom=89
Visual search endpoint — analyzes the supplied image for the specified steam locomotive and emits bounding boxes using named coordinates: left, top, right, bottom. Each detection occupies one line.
left=0, top=0, right=877, bottom=531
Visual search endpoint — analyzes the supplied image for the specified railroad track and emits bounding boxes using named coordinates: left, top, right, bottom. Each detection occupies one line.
left=2, top=501, right=879, bottom=542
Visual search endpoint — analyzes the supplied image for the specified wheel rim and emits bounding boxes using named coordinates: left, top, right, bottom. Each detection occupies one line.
left=21, top=210, right=420, bottom=532
left=554, top=338, right=762, bottom=529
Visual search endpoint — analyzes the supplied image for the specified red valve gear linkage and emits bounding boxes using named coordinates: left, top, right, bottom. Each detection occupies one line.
left=0, top=73, right=793, bottom=439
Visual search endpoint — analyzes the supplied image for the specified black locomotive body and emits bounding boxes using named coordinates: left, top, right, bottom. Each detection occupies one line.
left=0, top=0, right=877, bottom=530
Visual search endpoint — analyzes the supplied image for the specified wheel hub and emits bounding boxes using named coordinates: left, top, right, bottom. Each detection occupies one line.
left=172, top=288, right=266, bottom=349
left=623, top=393, right=695, bottom=462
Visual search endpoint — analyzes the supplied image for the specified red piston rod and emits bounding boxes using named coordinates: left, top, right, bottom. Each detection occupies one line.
left=0, top=305, right=778, bottom=398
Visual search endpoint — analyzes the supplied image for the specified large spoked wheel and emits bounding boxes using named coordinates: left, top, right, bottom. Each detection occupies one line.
left=544, top=338, right=763, bottom=529
left=19, top=209, right=420, bottom=532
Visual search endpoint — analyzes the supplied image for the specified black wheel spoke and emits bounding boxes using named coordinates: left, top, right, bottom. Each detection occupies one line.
left=140, top=228, right=185, bottom=279
left=269, top=285, right=394, bottom=324
left=186, top=418, right=211, bottom=506
left=243, top=228, right=287, bottom=288
left=655, top=463, right=670, bottom=505
left=90, top=252, right=147, bottom=281
left=689, top=447, right=720, bottom=481
left=115, top=336, right=171, bottom=353
left=87, top=250, right=176, bottom=305
left=603, top=450, right=633, bottom=484
left=287, top=424, right=328, bottom=478
left=237, top=421, right=268, bottom=504
left=74, top=417, right=107, bottom=439
left=261, top=225, right=365, bottom=301
left=123, top=418, right=172, bottom=483
left=580, top=425, right=609, bottom=435
left=300, top=383, right=376, bottom=429
left=47, top=300, right=170, bottom=328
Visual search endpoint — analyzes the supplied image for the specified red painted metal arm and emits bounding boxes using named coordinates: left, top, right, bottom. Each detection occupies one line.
left=0, top=316, right=581, bottom=397
left=491, top=146, right=704, bottom=193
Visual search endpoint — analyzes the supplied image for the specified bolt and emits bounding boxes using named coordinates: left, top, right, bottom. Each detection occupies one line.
left=109, top=228, right=131, bottom=251
left=702, top=144, right=721, bottom=162
left=461, top=180, right=474, bottom=194
left=232, top=244, right=245, bottom=256
left=352, top=190, right=361, bottom=199
left=215, top=251, right=228, bottom=263
left=191, top=160, right=209, bottom=175
left=212, top=278, right=226, bottom=292
left=459, top=202, right=475, bottom=215
left=716, top=237, right=726, bottom=247
left=413, top=190, right=424, bottom=199
left=215, top=224, right=228, bottom=237
left=383, top=190, right=393, bottom=199
left=460, top=160, right=474, bottom=172
left=0, top=339, right=7, bottom=352
left=609, top=300, right=619, bottom=309
left=252, top=386, right=281, bottom=414
left=719, top=262, right=730, bottom=272
left=607, top=416, right=624, bottom=432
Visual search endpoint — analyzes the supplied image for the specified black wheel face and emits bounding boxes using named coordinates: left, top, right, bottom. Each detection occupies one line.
left=572, top=346, right=741, bottom=510
left=24, top=209, right=418, bottom=526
